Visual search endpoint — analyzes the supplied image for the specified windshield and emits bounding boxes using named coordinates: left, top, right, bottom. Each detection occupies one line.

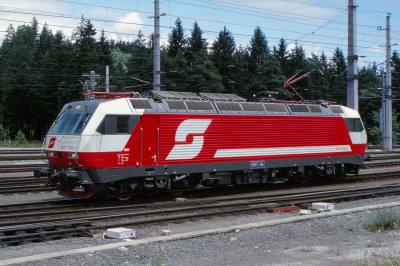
left=48, top=112, right=92, bottom=135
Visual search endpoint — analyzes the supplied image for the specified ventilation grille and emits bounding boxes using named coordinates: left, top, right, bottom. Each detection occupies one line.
left=152, top=91, right=201, bottom=101
left=330, top=105, right=344, bottom=114
left=216, top=102, right=243, bottom=111
left=308, top=105, right=322, bottom=113
left=240, top=103, right=265, bottom=112
left=130, top=99, right=152, bottom=109
left=185, top=101, right=214, bottom=111
left=287, top=104, right=310, bottom=113
left=166, top=101, right=187, bottom=110
left=263, top=103, right=288, bottom=113
left=200, top=93, right=245, bottom=102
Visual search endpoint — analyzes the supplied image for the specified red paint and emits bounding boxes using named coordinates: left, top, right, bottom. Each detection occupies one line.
left=142, top=116, right=159, bottom=165
left=270, top=206, right=299, bottom=213
left=48, top=137, right=56, bottom=148
left=58, top=184, right=94, bottom=199
left=46, top=113, right=366, bottom=169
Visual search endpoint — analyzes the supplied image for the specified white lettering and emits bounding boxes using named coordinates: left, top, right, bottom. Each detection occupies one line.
left=166, top=119, right=212, bottom=160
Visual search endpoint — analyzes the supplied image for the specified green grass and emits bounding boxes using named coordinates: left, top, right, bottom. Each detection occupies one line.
left=0, top=140, right=43, bottom=147
left=299, top=247, right=313, bottom=252
left=364, top=209, right=400, bottom=232
left=151, top=258, right=165, bottom=266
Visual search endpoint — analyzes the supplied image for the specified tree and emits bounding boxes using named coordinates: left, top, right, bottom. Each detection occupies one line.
left=185, top=49, right=224, bottom=93
left=188, top=21, right=207, bottom=55
left=162, top=49, right=190, bottom=91
left=248, top=54, right=286, bottom=100
left=98, top=30, right=113, bottom=70
left=0, top=124, right=6, bottom=141
left=356, top=63, right=383, bottom=143
left=125, top=31, right=153, bottom=92
left=273, top=38, right=289, bottom=76
left=288, top=44, right=307, bottom=71
left=167, top=18, right=186, bottom=57
left=249, top=26, right=269, bottom=62
left=328, top=47, right=347, bottom=105
left=14, top=129, right=27, bottom=144
left=1, top=18, right=39, bottom=138
left=211, top=26, right=236, bottom=81
left=392, top=50, right=400, bottom=95
left=72, top=16, right=99, bottom=72
left=332, top=47, right=347, bottom=77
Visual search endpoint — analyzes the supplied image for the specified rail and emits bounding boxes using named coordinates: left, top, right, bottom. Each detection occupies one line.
left=1, top=183, right=400, bottom=245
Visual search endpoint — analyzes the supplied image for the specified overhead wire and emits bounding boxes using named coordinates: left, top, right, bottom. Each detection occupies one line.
left=0, top=13, right=388, bottom=56
left=0, top=1, right=393, bottom=83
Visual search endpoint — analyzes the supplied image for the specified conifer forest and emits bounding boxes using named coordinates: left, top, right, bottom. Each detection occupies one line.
left=1, top=17, right=400, bottom=144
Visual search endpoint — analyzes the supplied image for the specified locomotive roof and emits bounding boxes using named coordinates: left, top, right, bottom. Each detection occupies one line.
left=72, top=91, right=352, bottom=117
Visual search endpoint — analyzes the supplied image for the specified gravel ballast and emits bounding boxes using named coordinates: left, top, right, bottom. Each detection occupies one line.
left=1, top=195, right=400, bottom=265
left=1, top=162, right=400, bottom=265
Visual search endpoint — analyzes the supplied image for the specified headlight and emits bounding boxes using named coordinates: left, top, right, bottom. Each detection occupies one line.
left=47, top=151, right=56, bottom=157
left=67, top=153, right=79, bottom=159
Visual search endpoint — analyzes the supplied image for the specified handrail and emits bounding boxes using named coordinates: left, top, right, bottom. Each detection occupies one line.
left=98, top=134, right=103, bottom=158
left=75, top=136, right=83, bottom=167
left=41, top=137, right=46, bottom=163
left=157, top=128, right=160, bottom=164
left=140, top=128, right=143, bottom=165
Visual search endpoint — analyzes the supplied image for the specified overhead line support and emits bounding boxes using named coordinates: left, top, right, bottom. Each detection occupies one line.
left=347, top=0, right=358, bottom=111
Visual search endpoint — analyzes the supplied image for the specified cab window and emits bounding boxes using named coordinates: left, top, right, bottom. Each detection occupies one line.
left=344, top=118, right=364, bottom=132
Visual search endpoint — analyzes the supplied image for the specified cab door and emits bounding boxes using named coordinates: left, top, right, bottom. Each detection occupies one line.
left=142, top=116, right=159, bottom=165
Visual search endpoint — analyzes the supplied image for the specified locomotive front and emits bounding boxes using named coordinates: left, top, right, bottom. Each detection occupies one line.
left=34, top=98, right=118, bottom=198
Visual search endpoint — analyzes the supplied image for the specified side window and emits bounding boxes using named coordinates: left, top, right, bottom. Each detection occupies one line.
left=344, top=118, right=364, bottom=132
left=96, top=115, right=139, bottom=135
left=97, top=119, right=106, bottom=134
left=117, top=116, right=129, bottom=134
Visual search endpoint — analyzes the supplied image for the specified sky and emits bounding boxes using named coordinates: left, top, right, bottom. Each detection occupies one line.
left=0, top=0, right=399, bottom=68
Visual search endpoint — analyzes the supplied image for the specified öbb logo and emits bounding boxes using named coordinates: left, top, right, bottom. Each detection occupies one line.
left=166, top=119, right=212, bottom=160
left=48, top=137, right=57, bottom=148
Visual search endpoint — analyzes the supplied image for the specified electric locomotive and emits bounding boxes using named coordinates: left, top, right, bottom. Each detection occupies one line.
left=34, top=91, right=367, bottom=199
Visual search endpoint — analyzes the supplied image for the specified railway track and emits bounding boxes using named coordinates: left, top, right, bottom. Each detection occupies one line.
left=1, top=183, right=400, bottom=245
left=368, top=154, right=400, bottom=161
left=0, top=177, right=48, bottom=187
left=0, top=149, right=41, bottom=155
left=0, top=155, right=45, bottom=161
left=0, top=184, right=56, bottom=195
left=0, top=163, right=47, bottom=174
left=364, top=160, right=400, bottom=168
left=2, top=169, right=400, bottom=221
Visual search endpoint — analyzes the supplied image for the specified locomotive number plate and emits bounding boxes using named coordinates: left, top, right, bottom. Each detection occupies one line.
left=250, top=161, right=265, bottom=169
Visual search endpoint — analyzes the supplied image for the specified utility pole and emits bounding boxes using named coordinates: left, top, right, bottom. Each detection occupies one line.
left=153, top=0, right=160, bottom=91
left=382, top=80, right=386, bottom=146
left=148, top=1, right=166, bottom=91
left=89, top=71, right=96, bottom=100
left=385, top=13, right=392, bottom=150
left=106, top=65, right=110, bottom=93
left=347, top=0, right=358, bottom=111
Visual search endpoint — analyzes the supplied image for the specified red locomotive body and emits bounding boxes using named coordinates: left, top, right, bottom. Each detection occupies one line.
left=35, top=91, right=367, bottom=199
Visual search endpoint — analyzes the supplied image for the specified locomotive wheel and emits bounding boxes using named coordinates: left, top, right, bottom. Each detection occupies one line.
left=171, top=191, right=184, bottom=196
left=117, top=195, right=132, bottom=201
